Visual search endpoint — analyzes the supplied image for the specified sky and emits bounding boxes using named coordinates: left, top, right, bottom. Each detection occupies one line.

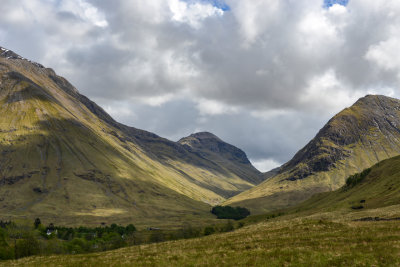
left=1, top=0, right=399, bottom=171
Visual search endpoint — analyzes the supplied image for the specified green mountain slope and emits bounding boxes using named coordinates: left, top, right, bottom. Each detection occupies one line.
left=0, top=46, right=262, bottom=226
left=227, top=95, right=400, bottom=213
left=292, top=155, right=400, bottom=214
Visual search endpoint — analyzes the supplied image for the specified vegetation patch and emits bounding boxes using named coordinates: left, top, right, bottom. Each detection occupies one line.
left=0, top=217, right=242, bottom=261
left=345, top=168, right=371, bottom=188
left=211, top=206, right=250, bottom=220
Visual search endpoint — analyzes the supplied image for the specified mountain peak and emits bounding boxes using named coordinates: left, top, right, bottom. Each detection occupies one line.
left=353, top=94, right=400, bottom=109
left=188, top=132, right=221, bottom=140
left=178, top=132, right=264, bottom=184
left=0, top=46, right=44, bottom=68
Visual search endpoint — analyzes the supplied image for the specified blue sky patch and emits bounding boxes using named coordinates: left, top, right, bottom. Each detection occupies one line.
left=324, top=0, right=349, bottom=8
left=182, top=0, right=230, bottom=11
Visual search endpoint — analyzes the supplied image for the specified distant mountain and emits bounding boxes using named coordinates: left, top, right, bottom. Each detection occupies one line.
left=227, top=95, right=400, bottom=214
left=178, top=132, right=263, bottom=185
left=0, top=46, right=263, bottom=226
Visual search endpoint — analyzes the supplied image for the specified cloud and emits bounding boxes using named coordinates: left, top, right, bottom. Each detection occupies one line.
left=252, top=158, right=281, bottom=172
left=366, top=37, right=400, bottom=78
left=1, top=0, right=400, bottom=168
left=196, top=98, right=239, bottom=115
left=59, top=0, right=108, bottom=27
left=169, top=0, right=225, bottom=28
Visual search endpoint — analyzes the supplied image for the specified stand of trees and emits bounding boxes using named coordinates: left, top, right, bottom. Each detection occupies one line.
left=211, top=206, right=250, bottom=220
left=345, top=168, right=371, bottom=188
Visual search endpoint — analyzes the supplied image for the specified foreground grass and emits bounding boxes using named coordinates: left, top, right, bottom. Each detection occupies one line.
left=3, top=216, right=400, bottom=267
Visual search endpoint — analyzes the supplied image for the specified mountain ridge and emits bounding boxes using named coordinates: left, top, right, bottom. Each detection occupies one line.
left=0, top=45, right=263, bottom=226
left=226, top=94, right=400, bottom=213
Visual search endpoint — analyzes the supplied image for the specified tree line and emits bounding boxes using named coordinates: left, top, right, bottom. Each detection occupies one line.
left=0, top=217, right=244, bottom=260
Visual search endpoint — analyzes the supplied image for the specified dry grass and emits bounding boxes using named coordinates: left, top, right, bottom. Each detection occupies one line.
left=3, top=210, right=400, bottom=266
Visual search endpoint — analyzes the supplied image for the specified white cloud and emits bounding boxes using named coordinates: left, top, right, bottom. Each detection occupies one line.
left=251, top=158, right=281, bottom=172
left=296, top=9, right=343, bottom=54
left=103, top=103, right=135, bottom=118
left=60, top=0, right=108, bottom=27
left=196, top=99, right=239, bottom=116
left=169, top=0, right=224, bottom=28
left=366, top=37, right=400, bottom=74
left=139, top=94, right=176, bottom=107
left=229, top=0, right=281, bottom=45
left=300, top=69, right=364, bottom=114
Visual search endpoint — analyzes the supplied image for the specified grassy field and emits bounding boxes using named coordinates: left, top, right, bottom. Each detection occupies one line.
left=4, top=158, right=400, bottom=266
left=3, top=209, right=400, bottom=266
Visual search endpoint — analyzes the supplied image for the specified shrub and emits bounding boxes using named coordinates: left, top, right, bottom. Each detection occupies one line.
left=64, top=238, right=90, bottom=254
left=149, top=231, right=165, bottom=243
left=101, top=232, right=126, bottom=250
left=15, top=234, right=40, bottom=259
left=204, top=226, right=215, bottom=236
left=180, top=223, right=201, bottom=239
left=220, top=221, right=235, bottom=232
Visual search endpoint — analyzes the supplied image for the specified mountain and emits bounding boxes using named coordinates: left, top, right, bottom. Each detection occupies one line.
left=178, top=132, right=263, bottom=185
left=0, top=46, right=263, bottom=226
left=227, top=95, right=400, bottom=213
left=290, top=154, right=400, bottom=216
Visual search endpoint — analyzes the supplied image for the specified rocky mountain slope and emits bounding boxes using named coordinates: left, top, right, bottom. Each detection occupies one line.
left=227, top=95, right=400, bottom=213
left=0, top=46, right=263, bottom=226
left=178, top=132, right=263, bottom=185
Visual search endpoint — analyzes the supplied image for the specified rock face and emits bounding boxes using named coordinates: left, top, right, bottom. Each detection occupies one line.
left=0, top=46, right=263, bottom=226
left=226, top=95, right=400, bottom=214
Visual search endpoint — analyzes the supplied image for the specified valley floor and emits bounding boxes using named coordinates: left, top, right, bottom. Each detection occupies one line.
left=3, top=206, right=400, bottom=267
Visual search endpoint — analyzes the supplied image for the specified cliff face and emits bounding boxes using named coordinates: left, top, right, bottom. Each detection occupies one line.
left=0, top=46, right=262, bottom=226
left=227, top=95, right=400, bottom=214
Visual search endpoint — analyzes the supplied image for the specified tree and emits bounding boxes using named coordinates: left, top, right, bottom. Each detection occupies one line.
left=0, top=228, right=14, bottom=260
left=34, top=218, right=41, bottom=229
left=126, top=224, right=136, bottom=233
